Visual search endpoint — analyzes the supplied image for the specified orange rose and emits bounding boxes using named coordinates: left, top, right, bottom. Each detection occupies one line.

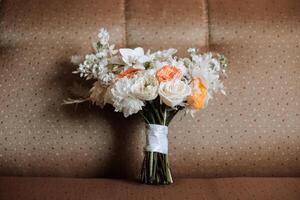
left=156, top=65, right=182, bottom=82
left=187, top=78, right=207, bottom=109
left=117, top=68, right=141, bottom=79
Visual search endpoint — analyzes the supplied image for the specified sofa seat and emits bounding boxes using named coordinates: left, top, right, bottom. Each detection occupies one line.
left=0, top=177, right=299, bottom=200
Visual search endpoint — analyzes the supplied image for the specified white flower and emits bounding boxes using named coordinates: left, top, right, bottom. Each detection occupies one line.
left=98, top=28, right=110, bottom=45
left=74, top=29, right=120, bottom=85
left=188, top=53, right=225, bottom=103
left=110, top=77, right=144, bottom=117
left=151, top=60, right=169, bottom=71
left=158, top=79, right=191, bottom=107
left=169, top=58, right=188, bottom=78
left=131, top=72, right=159, bottom=101
left=72, top=27, right=227, bottom=119
left=150, top=48, right=177, bottom=61
left=89, top=81, right=108, bottom=108
left=74, top=52, right=116, bottom=84
left=97, top=65, right=115, bottom=85
left=187, top=48, right=198, bottom=55
left=119, top=47, right=149, bottom=69
left=108, top=44, right=118, bottom=56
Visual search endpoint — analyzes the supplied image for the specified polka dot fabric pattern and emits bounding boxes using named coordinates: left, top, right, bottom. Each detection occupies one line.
left=0, top=0, right=299, bottom=178
left=125, top=0, right=209, bottom=55
left=0, top=0, right=208, bottom=178
left=202, top=0, right=300, bottom=177
left=0, top=0, right=130, bottom=177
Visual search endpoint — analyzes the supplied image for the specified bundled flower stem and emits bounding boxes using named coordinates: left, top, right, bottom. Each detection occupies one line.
left=139, top=98, right=182, bottom=184
left=140, top=151, right=172, bottom=184
left=65, top=28, right=228, bottom=185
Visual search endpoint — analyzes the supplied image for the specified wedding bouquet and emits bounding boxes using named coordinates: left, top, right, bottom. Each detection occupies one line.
left=65, top=28, right=227, bottom=185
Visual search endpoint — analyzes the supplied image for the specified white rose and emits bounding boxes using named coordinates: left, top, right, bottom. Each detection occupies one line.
left=131, top=72, right=159, bottom=101
left=110, top=77, right=144, bottom=117
left=158, top=79, right=191, bottom=107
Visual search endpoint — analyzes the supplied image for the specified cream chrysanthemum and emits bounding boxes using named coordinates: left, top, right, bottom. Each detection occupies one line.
left=110, top=77, right=144, bottom=117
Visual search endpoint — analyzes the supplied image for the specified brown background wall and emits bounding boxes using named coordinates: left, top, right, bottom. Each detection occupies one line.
left=0, top=0, right=299, bottom=178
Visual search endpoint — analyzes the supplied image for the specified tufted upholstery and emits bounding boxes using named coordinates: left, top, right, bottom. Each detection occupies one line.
left=126, top=0, right=209, bottom=54
left=207, top=0, right=300, bottom=177
left=0, top=0, right=299, bottom=180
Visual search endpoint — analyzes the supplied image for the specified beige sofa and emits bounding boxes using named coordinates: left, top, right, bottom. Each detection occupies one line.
left=0, top=0, right=299, bottom=199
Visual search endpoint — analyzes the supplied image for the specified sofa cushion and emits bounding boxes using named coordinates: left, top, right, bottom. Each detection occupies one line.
left=0, top=177, right=300, bottom=200
left=0, top=0, right=208, bottom=178
left=0, top=0, right=299, bottom=178
left=126, top=0, right=209, bottom=55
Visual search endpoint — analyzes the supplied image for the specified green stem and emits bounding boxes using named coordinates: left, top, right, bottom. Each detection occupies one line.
left=139, top=112, right=150, bottom=124
left=148, top=111, right=156, bottom=124
left=139, top=99, right=180, bottom=185
left=149, top=101, right=162, bottom=124
left=140, top=151, right=172, bottom=185
left=163, top=108, right=167, bottom=126
left=149, top=152, right=153, bottom=178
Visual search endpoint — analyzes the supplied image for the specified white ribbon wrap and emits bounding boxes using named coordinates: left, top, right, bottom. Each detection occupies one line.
left=145, top=124, right=168, bottom=154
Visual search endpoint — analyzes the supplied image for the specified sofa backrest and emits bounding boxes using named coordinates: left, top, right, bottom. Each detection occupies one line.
left=0, top=0, right=299, bottom=178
